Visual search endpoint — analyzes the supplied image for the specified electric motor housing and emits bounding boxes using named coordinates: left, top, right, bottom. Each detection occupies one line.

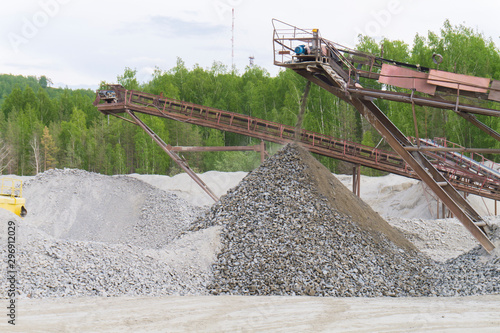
left=295, top=45, right=309, bottom=55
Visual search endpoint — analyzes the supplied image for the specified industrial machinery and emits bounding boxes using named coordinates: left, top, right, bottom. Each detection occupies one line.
left=272, top=19, right=500, bottom=252
left=0, top=178, right=27, bottom=217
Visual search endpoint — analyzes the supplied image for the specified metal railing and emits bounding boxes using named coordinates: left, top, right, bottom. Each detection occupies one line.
left=0, top=178, right=22, bottom=198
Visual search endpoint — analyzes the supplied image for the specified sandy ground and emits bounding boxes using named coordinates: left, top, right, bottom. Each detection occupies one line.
left=2, top=295, right=500, bottom=332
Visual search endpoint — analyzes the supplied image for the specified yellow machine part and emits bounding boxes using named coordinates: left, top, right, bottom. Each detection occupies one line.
left=0, top=178, right=27, bottom=217
left=0, top=195, right=27, bottom=217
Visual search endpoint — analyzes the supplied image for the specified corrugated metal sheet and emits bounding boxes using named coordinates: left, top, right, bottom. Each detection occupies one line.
left=428, top=70, right=490, bottom=93
left=488, top=80, right=500, bottom=102
left=378, top=64, right=436, bottom=95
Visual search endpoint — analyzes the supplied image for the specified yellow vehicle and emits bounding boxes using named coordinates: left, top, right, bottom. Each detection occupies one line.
left=0, top=178, right=27, bottom=217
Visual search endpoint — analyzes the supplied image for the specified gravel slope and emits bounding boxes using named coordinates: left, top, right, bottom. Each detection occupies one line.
left=196, top=143, right=500, bottom=297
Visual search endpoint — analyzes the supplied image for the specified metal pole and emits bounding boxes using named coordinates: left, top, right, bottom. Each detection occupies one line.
left=260, top=140, right=265, bottom=163
left=352, top=164, right=361, bottom=197
left=437, top=198, right=440, bottom=219
left=295, top=81, right=312, bottom=141
left=410, top=90, right=420, bottom=147
left=352, top=166, right=358, bottom=194
left=357, top=164, right=361, bottom=197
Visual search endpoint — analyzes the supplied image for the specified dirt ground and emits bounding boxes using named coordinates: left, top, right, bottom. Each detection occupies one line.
left=0, top=295, right=499, bottom=332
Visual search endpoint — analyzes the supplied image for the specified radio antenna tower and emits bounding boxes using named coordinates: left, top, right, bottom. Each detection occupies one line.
left=231, top=8, right=235, bottom=71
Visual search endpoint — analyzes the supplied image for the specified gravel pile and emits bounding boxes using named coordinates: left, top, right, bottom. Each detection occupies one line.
left=23, top=168, right=204, bottom=248
left=11, top=223, right=221, bottom=298
left=196, top=143, right=500, bottom=297
left=1, top=169, right=215, bottom=298
left=436, top=225, right=500, bottom=296
left=197, top=143, right=437, bottom=296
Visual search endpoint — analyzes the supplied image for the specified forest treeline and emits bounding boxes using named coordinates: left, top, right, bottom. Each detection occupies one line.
left=1, top=20, right=500, bottom=176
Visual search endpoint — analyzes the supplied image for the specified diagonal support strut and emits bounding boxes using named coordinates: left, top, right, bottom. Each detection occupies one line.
left=350, top=97, right=495, bottom=253
left=125, top=109, right=219, bottom=202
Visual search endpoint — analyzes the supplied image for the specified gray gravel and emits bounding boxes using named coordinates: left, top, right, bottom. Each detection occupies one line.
left=11, top=223, right=221, bottom=298
left=23, top=168, right=204, bottom=248
left=1, top=169, right=214, bottom=299
left=195, top=143, right=500, bottom=297
left=436, top=225, right=500, bottom=296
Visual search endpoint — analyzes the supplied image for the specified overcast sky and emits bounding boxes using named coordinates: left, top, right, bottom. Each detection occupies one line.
left=1, top=0, right=500, bottom=90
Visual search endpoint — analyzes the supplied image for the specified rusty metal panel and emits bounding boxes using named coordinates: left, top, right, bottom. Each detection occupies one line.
left=378, top=64, right=436, bottom=95
left=428, top=69, right=490, bottom=93
left=488, top=80, right=500, bottom=102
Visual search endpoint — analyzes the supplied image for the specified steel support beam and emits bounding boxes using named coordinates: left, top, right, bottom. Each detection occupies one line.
left=125, top=109, right=219, bottom=202
left=347, top=87, right=500, bottom=118
left=295, top=81, right=312, bottom=140
left=404, top=147, right=500, bottom=154
left=170, top=145, right=264, bottom=153
left=171, top=144, right=268, bottom=163
left=455, top=112, right=500, bottom=143
left=350, top=97, right=495, bottom=253
left=352, top=164, right=361, bottom=197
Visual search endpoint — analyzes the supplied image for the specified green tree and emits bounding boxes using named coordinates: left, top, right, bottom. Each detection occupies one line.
left=39, top=76, right=48, bottom=89
left=117, top=67, right=140, bottom=90
left=41, top=126, right=58, bottom=170
left=59, top=108, right=87, bottom=168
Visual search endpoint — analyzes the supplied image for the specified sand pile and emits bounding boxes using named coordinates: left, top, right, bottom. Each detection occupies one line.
left=131, top=171, right=248, bottom=207
left=23, top=169, right=204, bottom=248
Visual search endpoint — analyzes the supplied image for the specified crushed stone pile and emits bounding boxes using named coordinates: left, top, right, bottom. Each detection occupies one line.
left=196, top=143, right=500, bottom=297
left=436, top=225, right=500, bottom=296
left=23, top=169, right=204, bottom=249
left=196, top=144, right=438, bottom=296
left=1, top=169, right=216, bottom=298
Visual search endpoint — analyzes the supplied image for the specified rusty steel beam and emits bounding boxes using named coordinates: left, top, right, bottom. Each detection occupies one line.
left=404, top=147, right=500, bottom=154
left=351, top=97, right=495, bottom=253
left=295, top=81, right=311, bottom=140
left=97, top=92, right=408, bottom=176
left=347, top=87, right=500, bottom=118
left=260, top=140, right=266, bottom=163
left=352, top=164, right=361, bottom=197
left=170, top=145, right=263, bottom=152
left=455, top=112, right=500, bottom=143
left=171, top=144, right=268, bottom=165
